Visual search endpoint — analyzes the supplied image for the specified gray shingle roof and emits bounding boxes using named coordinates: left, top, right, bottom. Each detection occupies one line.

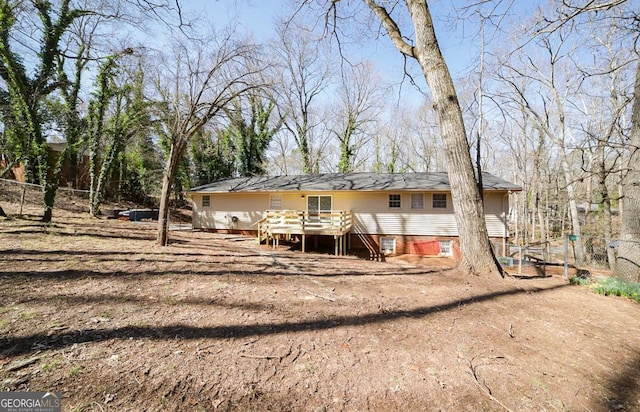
left=187, top=172, right=522, bottom=193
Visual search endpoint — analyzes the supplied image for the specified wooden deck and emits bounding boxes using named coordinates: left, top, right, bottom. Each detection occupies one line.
left=257, top=210, right=353, bottom=255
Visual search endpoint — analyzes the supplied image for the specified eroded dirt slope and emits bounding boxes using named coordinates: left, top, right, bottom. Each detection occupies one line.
left=0, top=207, right=638, bottom=411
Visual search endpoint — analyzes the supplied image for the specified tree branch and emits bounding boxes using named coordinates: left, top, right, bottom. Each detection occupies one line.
left=362, top=0, right=415, bottom=57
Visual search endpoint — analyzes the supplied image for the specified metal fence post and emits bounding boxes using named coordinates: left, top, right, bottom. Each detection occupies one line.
left=564, top=234, right=569, bottom=279
left=519, top=246, right=522, bottom=276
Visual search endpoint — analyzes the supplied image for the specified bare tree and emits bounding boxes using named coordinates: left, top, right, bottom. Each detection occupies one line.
left=495, top=17, right=589, bottom=262
left=314, top=0, right=504, bottom=276
left=330, top=61, right=384, bottom=173
left=154, top=31, right=263, bottom=246
left=272, top=20, right=333, bottom=174
left=577, top=23, right=633, bottom=268
left=408, top=102, right=446, bottom=172
left=619, top=59, right=640, bottom=281
left=536, top=0, right=639, bottom=280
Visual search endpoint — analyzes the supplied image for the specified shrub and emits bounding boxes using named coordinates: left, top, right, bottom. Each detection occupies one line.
left=569, top=276, right=590, bottom=286
left=590, top=277, right=640, bottom=303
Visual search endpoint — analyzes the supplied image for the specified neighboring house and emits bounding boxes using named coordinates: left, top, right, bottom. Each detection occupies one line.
left=576, top=202, right=619, bottom=226
left=3, top=142, right=91, bottom=189
left=186, top=172, right=522, bottom=259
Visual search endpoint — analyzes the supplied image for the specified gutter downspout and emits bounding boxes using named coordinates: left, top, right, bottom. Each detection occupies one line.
left=503, top=191, right=512, bottom=256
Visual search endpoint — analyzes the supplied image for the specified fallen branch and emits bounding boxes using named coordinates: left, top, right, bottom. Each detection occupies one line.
left=304, top=290, right=335, bottom=302
left=468, top=358, right=514, bottom=412
left=4, top=356, right=40, bottom=372
left=240, top=354, right=284, bottom=360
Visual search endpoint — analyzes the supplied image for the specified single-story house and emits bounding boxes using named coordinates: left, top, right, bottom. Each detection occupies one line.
left=186, top=172, right=522, bottom=259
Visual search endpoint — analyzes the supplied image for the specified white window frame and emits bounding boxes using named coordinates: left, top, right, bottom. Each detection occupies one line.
left=380, top=237, right=396, bottom=255
left=439, top=240, right=453, bottom=257
left=270, top=194, right=282, bottom=209
left=432, top=193, right=447, bottom=209
left=202, top=195, right=210, bottom=208
left=388, top=194, right=401, bottom=209
left=411, top=193, right=424, bottom=209
left=307, top=195, right=332, bottom=213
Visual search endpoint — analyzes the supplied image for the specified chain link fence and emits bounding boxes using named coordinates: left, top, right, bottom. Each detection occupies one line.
left=501, top=241, right=560, bottom=277
left=1, top=178, right=191, bottom=230
left=0, top=177, right=90, bottom=215
left=563, top=235, right=640, bottom=281
left=500, top=236, right=639, bottom=281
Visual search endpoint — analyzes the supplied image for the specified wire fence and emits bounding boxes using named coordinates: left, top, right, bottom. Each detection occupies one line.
left=500, top=241, right=557, bottom=277
left=1, top=178, right=193, bottom=231
left=0, top=177, right=90, bottom=215
left=563, top=235, right=640, bottom=281
left=500, top=236, right=639, bottom=281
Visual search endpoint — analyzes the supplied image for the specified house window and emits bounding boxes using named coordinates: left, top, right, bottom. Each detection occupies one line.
left=388, top=194, right=401, bottom=208
left=202, top=195, right=210, bottom=207
left=270, top=194, right=282, bottom=209
left=411, top=193, right=424, bottom=209
left=380, top=237, right=396, bottom=255
left=439, top=240, right=452, bottom=256
left=432, top=193, right=447, bottom=209
left=307, top=195, right=332, bottom=213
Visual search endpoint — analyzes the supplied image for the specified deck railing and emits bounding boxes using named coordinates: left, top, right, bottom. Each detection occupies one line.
left=257, top=209, right=352, bottom=240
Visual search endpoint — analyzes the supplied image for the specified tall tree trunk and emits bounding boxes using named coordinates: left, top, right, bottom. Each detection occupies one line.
left=42, top=144, right=65, bottom=223
left=88, top=141, right=100, bottom=217
left=561, top=157, right=585, bottom=264
left=90, top=137, right=125, bottom=217
left=615, top=61, right=640, bottom=282
left=157, top=141, right=185, bottom=246
left=406, top=0, right=501, bottom=276
left=297, top=124, right=313, bottom=174
left=595, top=134, right=615, bottom=269
left=338, top=116, right=356, bottom=173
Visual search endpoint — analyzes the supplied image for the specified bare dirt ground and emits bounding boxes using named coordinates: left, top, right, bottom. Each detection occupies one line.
left=1, top=200, right=639, bottom=411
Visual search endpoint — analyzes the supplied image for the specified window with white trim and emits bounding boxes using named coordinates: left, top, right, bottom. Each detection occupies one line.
left=411, top=193, right=424, bottom=209
left=270, top=194, right=282, bottom=209
left=202, top=195, right=210, bottom=207
left=432, top=193, right=447, bottom=209
left=439, top=240, right=452, bottom=256
left=307, top=195, right=332, bottom=213
left=388, top=194, right=401, bottom=208
left=380, top=237, right=396, bottom=255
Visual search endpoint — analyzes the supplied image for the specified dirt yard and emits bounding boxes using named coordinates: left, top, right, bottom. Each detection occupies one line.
left=1, top=202, right=639, bottom=411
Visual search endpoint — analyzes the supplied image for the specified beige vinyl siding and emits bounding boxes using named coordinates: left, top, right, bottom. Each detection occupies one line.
left=191, top=193, right=269, bottom=230
left=484, top=192, right=509, bottom=237
left=191, top=190, right=510, bottom=237
left=331, top=191, right=456, bottom=236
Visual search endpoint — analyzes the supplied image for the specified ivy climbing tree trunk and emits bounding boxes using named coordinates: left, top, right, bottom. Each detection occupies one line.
left=88, top=56, right=117, bottom=217
left=0, top=0, right=88, bottom=222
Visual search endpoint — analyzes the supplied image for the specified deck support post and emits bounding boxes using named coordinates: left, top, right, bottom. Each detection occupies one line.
left=302, top=234, right=306, bottom=253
